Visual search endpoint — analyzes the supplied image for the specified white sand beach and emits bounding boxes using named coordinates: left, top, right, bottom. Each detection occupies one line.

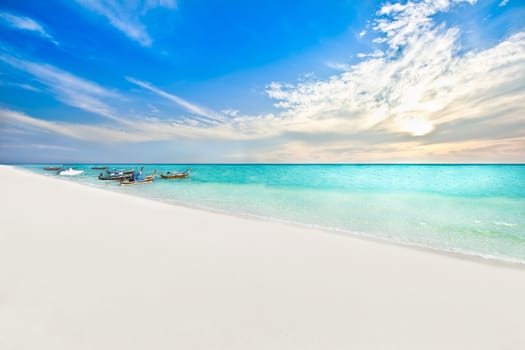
left=1, top=164, right=524, bottom=349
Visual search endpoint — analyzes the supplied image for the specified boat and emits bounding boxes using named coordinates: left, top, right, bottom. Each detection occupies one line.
left=58, top=168, right=84, bottom=176
left=98, top=167, right=137, bottom=180
left=91, top=166, right=108, bottom=170
left=98, top=170, right=133, bottom=181
left=43, top=166, right=62, bottom=171
left=120, top=169, right=157, bottom=186
left=160, top=169, right=191, bottom=179
left=111, top=167, right=136, bottom=174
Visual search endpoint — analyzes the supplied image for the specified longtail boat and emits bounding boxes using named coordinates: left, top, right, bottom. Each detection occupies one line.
left=117, top=168, right=136, bottom=174
left=120, top=169, right=156, bottom=186
left=91, top=166, right=108, bottom=170
left=160, top=169, right=191, bottom=179
left=98, top=167, right=138, bottom=181
left=44, top=166, right=62, bottom=171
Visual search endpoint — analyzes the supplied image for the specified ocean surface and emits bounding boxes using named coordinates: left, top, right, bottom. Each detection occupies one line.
left=19, top=164, right=525, bottom=264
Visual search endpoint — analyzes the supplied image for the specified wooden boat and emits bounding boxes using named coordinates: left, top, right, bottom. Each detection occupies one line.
left=91, top=166, right=108, bottom=170
left=120, top=170, right=156, bottom=186
left=160, top=169, right=191, bottom=179
left=117, top=167, right=136, bottom=175
left=99, top=173, right=131, bottom=181
left=44, top=166, right=62, bottom=171
left=98, top=168, right=137, bottom=181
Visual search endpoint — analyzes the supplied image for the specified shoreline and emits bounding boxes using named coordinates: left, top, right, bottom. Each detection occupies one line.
left=12, top=165, right=525, bottom=269
left=2, top=164, right=525, bottom=349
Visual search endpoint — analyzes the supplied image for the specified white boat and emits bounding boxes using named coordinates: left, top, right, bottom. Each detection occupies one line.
left=59, top=168, right=84, bottom=176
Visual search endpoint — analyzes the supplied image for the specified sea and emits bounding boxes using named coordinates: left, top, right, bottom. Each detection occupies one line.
left=19, top=164, right=525, bottom=264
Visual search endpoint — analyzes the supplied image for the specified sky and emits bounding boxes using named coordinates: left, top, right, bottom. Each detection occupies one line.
left=0, top=0, right=524, bottom=163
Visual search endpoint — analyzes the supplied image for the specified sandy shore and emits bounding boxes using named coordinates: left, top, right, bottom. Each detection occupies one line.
left=1, top=165, right=524, bottom=349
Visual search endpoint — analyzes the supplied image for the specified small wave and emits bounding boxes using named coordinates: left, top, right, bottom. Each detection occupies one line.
left=494, top=221, right=517, bottom=227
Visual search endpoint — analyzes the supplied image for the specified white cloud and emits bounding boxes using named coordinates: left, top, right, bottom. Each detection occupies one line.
left=326, top=62, right=352, bottom=71
left=0, top=54, right=270, bottom=141
left=499, top=0, right=509, bottom=7
left=126, top=77, right=225, bottom=124
left=0, top=12, right=57, bottom=44
left=221, top=109, right=239, bottom=117
left=0, top=80, right=41, bottom=92
left=0, top=105, right=279, bottom=145
left=262, top=0, right=524, bottom=143
left=73, top=0, right=176, bottom=46
left=356, top=50, right=384, bottom=58
left=0, top=108, right=151, bottom=142
left=374, top=0, right=476, bottom=51
left=0, top=54, right=128, bottom=123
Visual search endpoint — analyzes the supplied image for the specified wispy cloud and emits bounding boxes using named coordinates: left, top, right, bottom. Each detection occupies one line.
left=73, top=0, right=176, bottom=46
left=2, top=143, right=77, bottom=152
left=356, top=50, right=384, bottom=59
left=0, top=104, right=276, bottom=144
left=0, top=53, right=128, bottom=123
left=499, top=0, right=509, bottom=7
left=126, top=77, right=225, bottom=124
left=0, top=80, right=41, bottom=92
left=0, top=108, right=148, bottom=142
left=326, top=62, right=352, bottom=71
left=0, top=12, right=57, bottom=45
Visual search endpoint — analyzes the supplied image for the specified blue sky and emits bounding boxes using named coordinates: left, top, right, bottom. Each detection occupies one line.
left=0, top=0, right=524, bottom=163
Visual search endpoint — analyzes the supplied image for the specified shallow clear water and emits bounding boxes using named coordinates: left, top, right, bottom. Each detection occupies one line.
left=19, top=164, right=525, bottom=263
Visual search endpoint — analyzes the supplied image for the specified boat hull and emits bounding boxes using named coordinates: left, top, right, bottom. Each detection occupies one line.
left=120, top=170, right=156, bottom=186
left=117, top=168, right=136, bottom=174
left=160, top=173, right=189, bottom=179
left=160, top=169, right=191, bottom=179
left=120, top=178, right=154, bottom=186
left=98, top=174, right=132, bottom=180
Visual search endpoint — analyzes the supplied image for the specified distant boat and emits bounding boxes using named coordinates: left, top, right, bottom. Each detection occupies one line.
left=160, top=169, right=191, bottom=179
left=59, top=168, right=84, bottom=176
left=98, top=167, right=137, bottom=180
left=110, top=167, right=136, bottom=174
left=43, top=166, right=62, bottom=171
left=91, top=166, right=108, bottom=170
left=120, top=169, right=156, bottom=186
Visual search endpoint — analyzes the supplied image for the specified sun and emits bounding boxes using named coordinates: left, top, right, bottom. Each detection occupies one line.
left=402, top=117, right=434, bottom=136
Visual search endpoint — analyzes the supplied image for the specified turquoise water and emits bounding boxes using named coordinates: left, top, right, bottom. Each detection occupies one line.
left=19, top=164, right=525, bottom=264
